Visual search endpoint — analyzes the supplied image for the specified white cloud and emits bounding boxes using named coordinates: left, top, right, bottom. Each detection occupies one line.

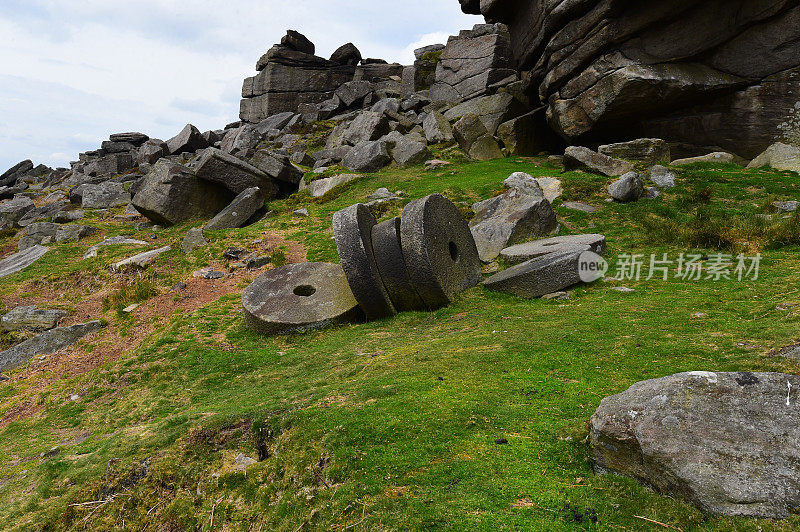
left=0, top=0, right=479, bottom=171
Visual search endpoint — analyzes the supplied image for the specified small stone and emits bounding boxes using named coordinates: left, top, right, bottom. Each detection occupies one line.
left=495, top=438, right=509, bottom=445
left=773, top=201, right=799, bottom=213
left=649, top=165, right=676, bottom=189
left=608, top=172, right=644, bottom=202
left=424, top=159, right=451, bottom=171
left=293, top=208, right=309, bottom=217
left=610, top=286, right=635, bottom=293
left=542, top=291, right=569, bottom=300
left=563, top=201, right=596, bottom=213
left=203, top=271, right=225, bottom=279
left=122, top=304, right=139, bottom=313
left=181, top=228, right=208, bottom=253
left=171, top=282, right=187, bottom=291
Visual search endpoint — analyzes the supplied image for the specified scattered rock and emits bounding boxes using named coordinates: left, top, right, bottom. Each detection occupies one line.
left=113, top=246, right=171, bottom=270
left=194, top=148, right=278, bottom=197
left=342, top=141, right=391, bottom=173
left=671, top=152, right=739, bottom=166
left=304, top=174, right=362, bottom=198
left=393, top=138, right=432, bottom=167
left=424, top=159, right=451, bottom=171
left=84, top=236, right=148, bottom=259
left=293, top=208, right=309, bottom=217
left=598, top=139, right=671, bottom=164
left=1, top=306, right=67, bottom=332
left=591, top=371, right=800, bottom=518
left=0, top=245, right=49, bottom=278
left=649, top=165, right=677, bottom=189
left=773, top=201, right=799, bottom=213
left=608, top=172, right=644, bottom=203
left=0, top=321, right=104, bottom=373
left=204, top=187, right=265, bottom=230
left=181, top=228, right=208, bottom=253
left=564, top=146, right=635, bottom=177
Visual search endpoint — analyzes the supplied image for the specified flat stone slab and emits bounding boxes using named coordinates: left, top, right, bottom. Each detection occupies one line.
left=401, top=194, right=482, bottom=309
left=371, top=217, right=427, bottom=312
left=500, top=234, right=606, bottom=264
left=204, top=187, right=265, bottom=231
left=0, top=321, right=103, bottom=373
left=1, top=306, right=67, bottom=332
left=333, top=204, right=396, bottom=320
left=591, top=371, right=800, bottom=518
left=84, top=236, right=148, bottom=259
left=483, top=250, right=583, bottom=298
left=0, top=245, right=49, bottom=278
left=242, top=262, right=363, bottom=336
left=563, top=201, right=596, bottom=213
left=112, top=246, right=171, bottom=270
left=303, top=174, right=362, bottom=197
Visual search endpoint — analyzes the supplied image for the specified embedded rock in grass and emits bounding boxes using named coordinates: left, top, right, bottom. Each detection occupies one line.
left=0, top=320, right=103, bottom=373
left=671, top=152, right=739, bottom=166
left=332, top=204, right=396, bottom=320
left=113, top=246, right=171, bottom=270
left=598, top=139, right=671, bottom=164
left=608, top=172, right=644, bottom=203
left=181, top=228, right=208, bottom=254
left=0, top=245, right=49, bottom=278
left=242, top=262, right=363, bottom=336
left=483, top=250, right=583, bottom=299
left=305, top=174, right=362, bottom=198
left=401, top=194, right=482, bottom=310
left=166, top=124, right=208, bottom=155
left=500, top=234, right=606, bottom=264
left=204, top=187, right=266, bottom=231
left=84, top=236, right=149, bottom=259
left=649, top=165, right=677, bottom=189
left=1, top=306, right=67, bottom=332
left=371, top=217, right=427, bottom=312
left=591, top=371, right=800, bottom=518
left=470, top=189, right=557, bottom=262
left=564, top=146, right=634, bottom=177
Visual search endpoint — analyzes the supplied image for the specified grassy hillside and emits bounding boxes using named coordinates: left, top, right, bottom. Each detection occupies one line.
left=1, top=154, right=800, bottom=531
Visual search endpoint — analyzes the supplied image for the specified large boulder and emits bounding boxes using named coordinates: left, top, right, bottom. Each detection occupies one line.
left=393, top=138, right=432, bottom=167
left=330, top=43, right=362, bottom=66
left=342, top=141, right=391, bottom=173
left=81, top=182, right=131, bottom=209
left=281, top=30, right=315, bottom=55
left=591, top=371, right=800, bottom=518
left=194, top=148, right=279, bottom=197
left=166, top=124, right=208, bottom=155
left=204, top=187, right=266, bottom=231
left=423, top=111, right=454, bottom=144
left=564, top=146, right=634, bottom=177
left=0, top=321, right=104, bottom=373
left=251, top=150, right=304, bottom=188
left=344, top=111, right=390, bottom=145
left=747, top=142, right=800, bottom=173
left=443, top=93, right=526, bottom=136
left=459, top=0, right=800, bottom=158
left=0, top=196, right=35, bottom=230
left=132, top=160, right=233, bottom=226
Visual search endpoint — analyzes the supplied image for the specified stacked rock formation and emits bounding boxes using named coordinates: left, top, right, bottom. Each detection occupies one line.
left=243, top=194, right=482, bottom=335
left=458, top=0, right=800, bottom=158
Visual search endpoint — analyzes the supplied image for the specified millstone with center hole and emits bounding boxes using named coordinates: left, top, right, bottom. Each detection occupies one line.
left=242, top=262, right=363, bottom=335
left=400, top=194, right=481, bottom=309
left=371, top=217, right=427, bottom=311
left=332, top=204, right=397, bottom=320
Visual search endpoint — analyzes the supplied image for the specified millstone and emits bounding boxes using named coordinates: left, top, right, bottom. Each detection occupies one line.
left=400, top=194, right=482, bottom=309
left=332, top=204, right=397, bottom=320
left=371, top=217, right=427, bottom=312
left=500, top=234, right=606, bottom=264
left=242, top=262, right=363, bottom=336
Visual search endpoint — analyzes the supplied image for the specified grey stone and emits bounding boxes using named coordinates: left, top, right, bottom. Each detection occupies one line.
left=281, top=30, right=315, bottom=55
left=344, top=111, right=390, bottom=145
left=401, top=194, right=482, bottom=309
left=113, top=245, right=171, bottom=270
left=1, top=306, right=67, bottom=332
left=644, top=186, right=661, bottom=199
left=81, top=182, right=131, bottom=209
left=599, top=139, right=671, bottom=164
left=110, top=132, right=148, bottom=145
left=291, top=151, right=315, bottom=167
left=423, top=111, right=454, bottom=144
left=101, top=140, right=136, bottom=154
left=564, top=146, right=635, bottom=177
left=371, top=97, right=401, bottom=115
left=371, top=217, right=427, bottom=312
left=342, top=141, right=391, bottom=173
left=503, top=172, right=544, bottom=199
left=305, top=174, right=362, bottom=198
left=747, top=142, right=800, bottom=173
left=181, top=228, right=208, bottom=253
left=470, top=190, right=557, bottom=262
left=671, top=152, right=739, bottom=166
left=393, top=139, right=432, bottom=167
left=255, top=112, right=296, bottom=135
left=52, top=210, right=84, bottom=223
left=1, top=160, right=34, bottom=187
left=242, top=262, right=363, bottom=335
left=332, top=204, right=396, bottom=320
left=0, top=196, right=35, bottom=230
left=534, top=177, right=563, bottom=203
left=330, top=43, right=362, bottom=66
left=501, top=234, right=606, bottom=264
left=773, top=201, right=799, bottom=213
left=649, top=165, right=677, bottom=189
left=453, top=113, right=489, bottom=153
left=17, top=201, right=69, bottom=227
left=194, top=148, right=278, bottom=197
left=443, top=93, right=525, bottom=135
left=54, top=224, right=97, bottom=243
left=293, top=208, right=309, bottom=217
left=251, top=149, right=304, bottom=186
left=136, top=139, right=168, bottom=165
left=132, top=160, right=233, bottom=226
left=84, top=152, right=134, bottom=177
left=220, top=125, right=260, bottom=156
left=591, top=371, right=800, bottom=518
left=0, top=245, right=49, bottom=278
left=204, top=187, right=265, bottom=230
left=609, top=172, right=644, bottom=203
left=0, top=320, right=103, bottom=373
left=336, top=81, right=373, bottom=108
left=483, top=250, right=584, bottom=299
left=18, top=222, right=58, bottom=250
left=468, top=135, right=504, bottom=161
left=166, top=124, right=208, bottom=155
left=84, top=236, right=148, bottom=259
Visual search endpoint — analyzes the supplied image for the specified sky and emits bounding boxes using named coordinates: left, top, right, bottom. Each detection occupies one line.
left=0, top=0, right=478, bottom=172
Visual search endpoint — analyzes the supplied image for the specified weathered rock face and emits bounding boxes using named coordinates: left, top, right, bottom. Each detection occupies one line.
left=460, top=0, right=800, bottom=158
left=591, top=371, right=800, bottom=518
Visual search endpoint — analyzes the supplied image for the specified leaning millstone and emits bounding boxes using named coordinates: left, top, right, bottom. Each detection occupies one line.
left=181, top=228, right=208, bottom=253
left=166, top=124, right=208, bottom=155
left=649, top=165, right=676, bottom=189
left=242, top=262, right=363, bottom=336
left=81, top=182, right=131, bottom=209
left=470, top=190, right=557, bottom=262
left=1, top=306, right=67, bottom=332
left=194, top=148, right=278, bottom=196
left=564, top=146, right=634, bottom=177
left=400, top=194, right=482, bottom=309
left=0, top=196, right=35, bottom=230
left=305, top=174, right=362, bottom=198
left=671, top=152, right=738, bottom=166
left=0, top=321, right=103, bottom=373
left=112, top=246, right=171, bottom=270
left=500, top=234, right=606, bottom=264
left=371, top=218, right=427, bottom=312
left=83, top=236, right=148, bottom=259
left=0, top=245, right=49, bottom=278
left=332, top=204, right=396, bottom=320
left=591, top=371, right=800, bottom=518
left=609, top=172, right=644, bottom=203
left=598, top=139, right=671, bottom=164
left=483, top=250, right=583, bottom=299
left=204, top=187, right=265, bottom=231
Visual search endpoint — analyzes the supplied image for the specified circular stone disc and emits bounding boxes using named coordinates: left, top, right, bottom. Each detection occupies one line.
left=371, top=217, right=427, bottom=312
left=332, top=204, right=397, bottom=320
left=242, top=262, right=364, bottom=335
left=400, top=194, right=481, bottom=309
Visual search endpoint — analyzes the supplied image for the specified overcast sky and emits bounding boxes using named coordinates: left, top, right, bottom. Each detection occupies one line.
left=0, top=0, right=477, bottom=172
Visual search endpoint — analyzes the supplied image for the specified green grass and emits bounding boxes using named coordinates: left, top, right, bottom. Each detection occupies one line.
left=1, top=156, right=800, bottom=530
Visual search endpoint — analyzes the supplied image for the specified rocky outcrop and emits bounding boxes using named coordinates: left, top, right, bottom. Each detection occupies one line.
left=459, top=0, right=800, bottom=158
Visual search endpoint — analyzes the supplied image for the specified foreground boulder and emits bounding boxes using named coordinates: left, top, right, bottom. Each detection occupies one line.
left=608, top=172, right=644, bottom=203
left=591, top=371, right=800, bottom=518
left=0, top=245, right=49, bottom=278
left=132, top=160, right=233, bottom=226
left=0, top=321, right=103, bottom=373
left=483, top=250, right=583, bottom=298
